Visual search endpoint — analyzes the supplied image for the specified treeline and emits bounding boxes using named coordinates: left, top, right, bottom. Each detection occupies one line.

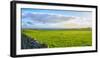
left=22, top=28, right=92, bottom=31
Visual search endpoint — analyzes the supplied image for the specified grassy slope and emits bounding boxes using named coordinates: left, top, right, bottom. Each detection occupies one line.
left=22, top=29, right=92, bottom=48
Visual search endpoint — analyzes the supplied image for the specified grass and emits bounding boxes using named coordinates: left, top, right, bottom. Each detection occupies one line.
left=22, top=29, right=92, bottom=48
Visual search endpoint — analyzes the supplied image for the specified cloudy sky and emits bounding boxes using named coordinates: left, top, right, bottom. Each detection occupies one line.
left=21, top=8, right=92, bottom=29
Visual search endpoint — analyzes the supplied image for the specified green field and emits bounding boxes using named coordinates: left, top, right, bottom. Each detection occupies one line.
left=22, top=29, right=92, bottom=48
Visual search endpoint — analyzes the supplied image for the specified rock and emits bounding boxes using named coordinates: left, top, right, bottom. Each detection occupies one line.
left=21, top=33, right=48, bottom=49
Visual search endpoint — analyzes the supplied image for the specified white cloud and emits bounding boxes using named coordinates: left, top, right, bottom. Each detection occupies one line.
left=22, top=13, right=92, bottom=29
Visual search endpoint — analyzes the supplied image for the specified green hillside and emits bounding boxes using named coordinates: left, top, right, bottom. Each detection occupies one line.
left=22, top=29, right=92, bottom=48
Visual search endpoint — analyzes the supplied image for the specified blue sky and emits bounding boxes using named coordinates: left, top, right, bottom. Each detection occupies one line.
left=22, top=8, right=91, bottom=18
left=21, top=8, right=92, bottom=29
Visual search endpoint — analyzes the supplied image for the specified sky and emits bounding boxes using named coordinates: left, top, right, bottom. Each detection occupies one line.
left=21, top=8, right=92, bottom=29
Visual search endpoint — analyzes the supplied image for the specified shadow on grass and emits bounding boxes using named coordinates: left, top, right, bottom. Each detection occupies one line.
left=21, top=33, right=48, bottom=49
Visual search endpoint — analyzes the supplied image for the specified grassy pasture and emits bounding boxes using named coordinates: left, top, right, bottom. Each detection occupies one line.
left=22, top=29, right=92, bottom=48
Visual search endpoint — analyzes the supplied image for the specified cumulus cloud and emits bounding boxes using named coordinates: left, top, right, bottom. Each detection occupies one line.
left=21, top=13, right=92, bottom=29
left=22, top=13, right=76, bottom=23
